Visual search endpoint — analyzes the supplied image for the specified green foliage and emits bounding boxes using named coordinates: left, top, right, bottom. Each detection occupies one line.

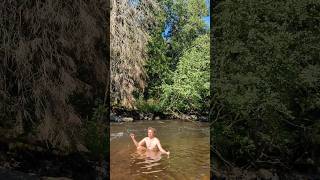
left=212, top=0, right=320, bottom=167
left=167, top=0, right=209, bottom=68
left=161, top=34, right=210, bottom=112
left=135, top=98, right=163, bottom=114
left=92, top=99, right=108, bottom=122
left=145, top=5, right=173, bottom=97
left=172, top=0, right=208, bottom=47
left=84, top=101, right=108, bottom=158
left=84, top=121, right=108, bottom=158
left=145, top=0, right=209, bottom=99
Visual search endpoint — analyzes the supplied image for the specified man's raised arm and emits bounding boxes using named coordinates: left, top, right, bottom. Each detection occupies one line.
left=138, top=137, right=146, bottom=147
left=130, top=133, right=145, bottom=148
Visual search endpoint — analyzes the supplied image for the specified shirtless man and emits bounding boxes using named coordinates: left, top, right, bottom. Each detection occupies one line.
left=130, top=127, right=170, bottom=156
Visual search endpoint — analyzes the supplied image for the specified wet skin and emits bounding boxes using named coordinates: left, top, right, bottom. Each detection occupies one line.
left=130, top=130, right=170, bottom=159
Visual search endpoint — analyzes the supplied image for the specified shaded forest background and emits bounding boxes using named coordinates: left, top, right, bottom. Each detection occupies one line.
left=0, top=0, right=109, bottom=178
left=1, top=0, right=109, bottom=154
left=212, top=0, right=320, bottom=175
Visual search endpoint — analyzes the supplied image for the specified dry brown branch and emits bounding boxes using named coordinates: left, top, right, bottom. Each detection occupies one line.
left=110, top=0, right=159, bottom=109
left=0, top=0, right=108, bottom=152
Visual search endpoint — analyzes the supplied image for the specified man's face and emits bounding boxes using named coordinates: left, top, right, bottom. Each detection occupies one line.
left=148, top=129, right=154, bottom=138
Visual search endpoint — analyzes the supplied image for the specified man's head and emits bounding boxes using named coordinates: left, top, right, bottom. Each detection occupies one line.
left=147, top=127, right=156, bottom=138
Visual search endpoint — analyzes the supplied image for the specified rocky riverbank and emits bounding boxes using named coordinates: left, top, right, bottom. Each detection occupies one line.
left=212, top=167, right=320, bottom=180
left=0, top=141, right=107, bottom=180
left=110, top=108, right=208, bottom=122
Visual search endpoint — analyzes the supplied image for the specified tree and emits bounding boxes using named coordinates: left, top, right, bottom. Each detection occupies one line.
left=161, top=34, right=210, bottom=113
left=212, top=0, right=320, bottom=168
left=144, top=1, right=172, bottom=98
left=168, top=0, right=208, bottom=67
left=145, top=0, right=209, bottom=99
left=110, top=0, right=159, bottom=108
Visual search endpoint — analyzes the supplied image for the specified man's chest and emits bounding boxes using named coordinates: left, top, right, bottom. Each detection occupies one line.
left=145, top=138, right=157, bottom=147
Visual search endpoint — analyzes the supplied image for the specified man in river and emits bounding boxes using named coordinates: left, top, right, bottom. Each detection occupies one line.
left=130, top=127, right=170, bottom=156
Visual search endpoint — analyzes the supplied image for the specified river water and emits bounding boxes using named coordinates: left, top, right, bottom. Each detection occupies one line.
left=110, top=120, right=210, bottom=180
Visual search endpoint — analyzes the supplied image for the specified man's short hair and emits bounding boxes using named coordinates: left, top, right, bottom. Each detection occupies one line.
left=148, top=127, right=156, bottom=133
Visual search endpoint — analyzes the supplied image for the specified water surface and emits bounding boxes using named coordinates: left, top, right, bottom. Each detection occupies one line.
left=110, top=120, right=210, bottom=180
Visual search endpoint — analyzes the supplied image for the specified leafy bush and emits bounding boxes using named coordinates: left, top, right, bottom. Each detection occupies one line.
left=135, top=98, right=163, bottom=114
left=145, top=0, right=209, bottom=99
left=160, top=34, right=210, bottom=113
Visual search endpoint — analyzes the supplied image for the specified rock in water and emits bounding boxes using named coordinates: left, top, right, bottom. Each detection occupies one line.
left=76, top=143, right=89, bottom=153
left=122, top=117, right=133, bottom=122
left=198, top=116, right=208, bottom=122
left=190, top=115, right=198, bottom=120
left=139, top=113, right=144, bottom=120
left=110, top=113, right=121, bottom=122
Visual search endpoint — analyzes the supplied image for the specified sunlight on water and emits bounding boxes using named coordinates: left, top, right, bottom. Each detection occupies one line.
left=110, top=120, right=210, bottom=180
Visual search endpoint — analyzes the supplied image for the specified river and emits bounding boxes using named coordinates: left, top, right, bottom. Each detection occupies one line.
left=110, top=119, right=210, bottom=180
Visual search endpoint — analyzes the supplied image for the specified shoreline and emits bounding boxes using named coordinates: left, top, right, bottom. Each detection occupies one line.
left=110, top=107, right=209, bottom=122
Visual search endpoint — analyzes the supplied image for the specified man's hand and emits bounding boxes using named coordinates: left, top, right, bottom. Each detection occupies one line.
left=130, top=133, right=135, bottom=139
left=167, top=151, right=170, bottom=155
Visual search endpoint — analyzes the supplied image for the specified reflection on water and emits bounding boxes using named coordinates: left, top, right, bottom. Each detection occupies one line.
left=110, top=120, right=210, bottom=180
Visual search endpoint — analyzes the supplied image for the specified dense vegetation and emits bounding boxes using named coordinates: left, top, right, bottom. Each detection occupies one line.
left=160, top=34, right=210, bottom=113
left=140, top=0, right=210, bottom=115
left=212, top=0, right=320, bottom=172
left=0, top=0, right=109, bottom=178
left=110, top=0, right=210, bottom=116
left=0, top=0, right=108, bottom=153
left=110, top=0, right=159, bottom=109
